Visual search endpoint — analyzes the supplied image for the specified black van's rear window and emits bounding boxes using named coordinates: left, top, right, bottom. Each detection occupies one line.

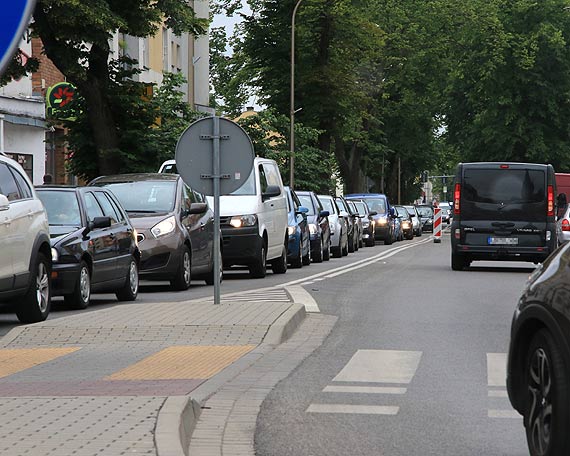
left=462, top=168, right=546, bottom=221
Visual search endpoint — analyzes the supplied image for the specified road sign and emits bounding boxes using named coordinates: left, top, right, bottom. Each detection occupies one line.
left=175, top=117, right=255, bottom=196
left=0, top=0, right=37, bottom=78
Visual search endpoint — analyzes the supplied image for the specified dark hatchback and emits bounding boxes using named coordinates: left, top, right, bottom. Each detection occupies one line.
left=345, top=193, right=395, bottom=244
left=507, top=243, right=570, bottom=456
left=36, top=186, right=140, bottom=309
left=415, top=204, right=434, bottom=233
left=352, top=200, right=377, bottom=247
left=90, top=174, right=219, bottom=290
left=296, top=191, right=331, bottom=263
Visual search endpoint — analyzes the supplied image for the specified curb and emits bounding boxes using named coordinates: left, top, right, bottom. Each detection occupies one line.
left=154, top=301, right=307, bottom=456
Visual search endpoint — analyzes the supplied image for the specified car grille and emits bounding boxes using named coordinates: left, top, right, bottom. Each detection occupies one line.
left=220, top=216, right=232, bottom=226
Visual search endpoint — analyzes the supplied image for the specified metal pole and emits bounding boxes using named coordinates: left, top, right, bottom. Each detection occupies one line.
left=213, top=116, right=221, bottom=304
left=290, top=0, right=303, bottom=190
left=0, top=114, right=4, bottom=154
left=397, top=155, right=401, bottom=204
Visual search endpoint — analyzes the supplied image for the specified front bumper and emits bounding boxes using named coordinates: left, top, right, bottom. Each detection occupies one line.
left=51, top=262, right=81, bottom=296
left=137, top=230, right=184, bottom=280
left=221, top=226, right=263, bottom=266
left=374, top=223, right=390, bottom=239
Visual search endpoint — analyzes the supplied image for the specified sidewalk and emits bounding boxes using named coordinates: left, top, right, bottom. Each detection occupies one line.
left=0, top=289, right=335, bottom=456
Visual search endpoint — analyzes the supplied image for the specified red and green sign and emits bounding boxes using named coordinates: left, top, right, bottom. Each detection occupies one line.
left=46, top=82, right=76, bottom=118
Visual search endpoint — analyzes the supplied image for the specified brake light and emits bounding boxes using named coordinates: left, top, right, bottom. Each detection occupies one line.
left=547, top=185, right=554, bottom=216
left=454, top=183, right=461, bottom=215
left=563, top=219, right=570, bottom=232
left=500, top=164, right=509, bottom=169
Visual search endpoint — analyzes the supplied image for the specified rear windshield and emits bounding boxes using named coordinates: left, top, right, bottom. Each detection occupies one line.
left=462, top=168, right=546, bottom=221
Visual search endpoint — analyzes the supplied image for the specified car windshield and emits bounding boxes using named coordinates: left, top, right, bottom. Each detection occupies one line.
left=38, top=191, right=82, bottom=226
left=396, top=207, right=409, bottom=218
left=354, top=202, right=368, bottom=216
left=100, top=181, right=177, bottom=213
left=319, top=197, right=336, bottom=215
left=364, top=198, right=386, bottom=213
left=404, top=206, right=416, bottom=216
left=230, top=169, right=256, bottom=196
left=416, top=206, right=433, bottom=217
left=297, top=195, right=315, bottom=215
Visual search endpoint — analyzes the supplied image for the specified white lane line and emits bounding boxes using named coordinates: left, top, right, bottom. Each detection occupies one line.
left=488, top=390, right=508, bottom=398
left=487, top=353, right=507, bottom=387
left=306, top=404, right=399, bottom=415
left=333, top=350, right=422, bottom=384
left=488, top=409, right=521, bottom=419
left=286, top=285, right=320, bottom=313
left=323, top=386, right=407, bottom=395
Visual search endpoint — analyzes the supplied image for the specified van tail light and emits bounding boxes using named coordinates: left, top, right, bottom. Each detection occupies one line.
left=454, top=183, right=461, bottom=215
left=547, top=185, right=554, bottom=216
left=563, top=219, right=570, bottom=232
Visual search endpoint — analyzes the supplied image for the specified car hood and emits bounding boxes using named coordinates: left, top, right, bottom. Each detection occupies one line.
left=210, top=195, right=260, bottom=217
left=126, top=212, right=172, bottom=229
left=49, top=225, right=81, bottom=243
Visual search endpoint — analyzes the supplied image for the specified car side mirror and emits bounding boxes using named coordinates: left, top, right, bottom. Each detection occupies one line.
left=390, top=207, right=395, bottom=217
left=0, top=194, right=9, bottom=211
left=369, top=211, right=377, bottom=216
left=84, top=216, right=111, bottom=236
left=187, top=202, right=208, bottom=215
left=262, top=185, right=281, bottom=201
left=296, top=206, right=309, bottom=215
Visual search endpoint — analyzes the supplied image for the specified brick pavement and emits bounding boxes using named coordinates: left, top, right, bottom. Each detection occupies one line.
left=0, top=299, right=305, bottom=456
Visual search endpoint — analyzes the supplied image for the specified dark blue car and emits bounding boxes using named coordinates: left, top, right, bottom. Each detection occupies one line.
left=296, top=191, right=331, bottom=263
left=284, top=187, right=311, bottom=268
left=345, top=193, right=396, bottom=245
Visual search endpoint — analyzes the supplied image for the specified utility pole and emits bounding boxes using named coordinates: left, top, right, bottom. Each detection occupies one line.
left=289, top=0, right=304, bottom=190
left=397, top=155, right=401, bottom=204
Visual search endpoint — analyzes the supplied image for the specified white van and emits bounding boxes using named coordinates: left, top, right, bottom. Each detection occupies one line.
left=159, top=157, right=288, bottom=278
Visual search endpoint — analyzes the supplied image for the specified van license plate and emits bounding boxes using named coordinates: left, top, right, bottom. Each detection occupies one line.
left=488, top=237, right=518, bottom=245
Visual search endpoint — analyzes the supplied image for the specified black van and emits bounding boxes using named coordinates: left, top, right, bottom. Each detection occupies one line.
left=450, top=162, right=557, bottom=270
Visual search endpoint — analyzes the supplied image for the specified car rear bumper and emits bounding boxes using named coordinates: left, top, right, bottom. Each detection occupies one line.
left=452, top=244, right=551, bottom=262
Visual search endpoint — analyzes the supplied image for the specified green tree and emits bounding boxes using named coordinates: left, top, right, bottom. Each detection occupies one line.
left=0, top=51, right=39, bottom=87
left=32, top=0, right=207, bottom=176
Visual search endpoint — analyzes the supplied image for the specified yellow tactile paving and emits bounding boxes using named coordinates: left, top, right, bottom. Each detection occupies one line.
left=106, top=345, right=256, bottom=380
left=0, top=348, right=80, bottom=378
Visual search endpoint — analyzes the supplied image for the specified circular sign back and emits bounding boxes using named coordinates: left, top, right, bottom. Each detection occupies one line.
left=175, top=117, right=255, bottom=196
left=0, top=0, right=37, bottom=78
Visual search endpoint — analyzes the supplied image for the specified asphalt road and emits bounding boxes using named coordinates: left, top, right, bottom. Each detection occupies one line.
left=255, top=235, right=532, bottom=456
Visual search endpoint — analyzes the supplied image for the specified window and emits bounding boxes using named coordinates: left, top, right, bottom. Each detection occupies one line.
left=94, top=192, right=120, bottom=224
left=84, top=192, right=104, bottom=221
left=262, top=163, right=281, bottom=187
left=9, top=167, right=32, bottom=199
left=37, top=191, right=82, bottom=226
left=258, top=165, right=268, bottom=194
left=0, top=163, right=21, bottom=201
left=183, top=185, right=196, bottom=211
left=106, top=194, right=127, bottom=223
left=162, top=28, right=169, bottom=72
left=297, top=194, right=316, bottom=215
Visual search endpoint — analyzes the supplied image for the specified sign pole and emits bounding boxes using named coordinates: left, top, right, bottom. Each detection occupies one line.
left=213, top=116, right=221, bottom=304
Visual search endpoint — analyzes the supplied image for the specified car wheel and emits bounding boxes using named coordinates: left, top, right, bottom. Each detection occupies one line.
left=116, top=258, right=139, bottom=301
left=16, top=252, right=51, bottom=323
left=524, top=329, right=570, bottom=456
left=205, top=247, right=223, bottom=285
left=313, top=237, right=324, bottom=263
left=302, top=242, right=312, bottom=266
left=291, top=241, right=303, bottom=268
left=171, top=246, right=191, bottom=291
left=332, top=233, right=342, bottom=258
left=384, top=232, right=393, bottom=245
left=271, top=244, right=288, bottom=274
left=417, top=228, right=422, bottom=237
left=64, top=261, right=91, bottom=309
left=451, top=252, right=466, bottom=271
left=342, top=237, right=349, bottom=256
left=348, top=233, right=355, bottom=253
left=323, top=238, right=331, bottom=261
left=366, top=236, right=375, bottom=247
left=249, top=242, right=267, bottom=278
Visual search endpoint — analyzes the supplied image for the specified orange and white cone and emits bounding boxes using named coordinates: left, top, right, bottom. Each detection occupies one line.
left=433, top=207, right=442, bottom=243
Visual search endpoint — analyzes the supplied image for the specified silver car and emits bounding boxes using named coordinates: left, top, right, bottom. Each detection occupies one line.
left=404, top=205, right=422, bottom=236
left=318, top=195, right=348, bottom=257
left=556, top=204, right=570, bottom=245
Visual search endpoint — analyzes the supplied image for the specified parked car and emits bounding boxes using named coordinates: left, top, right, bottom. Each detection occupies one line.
left=284, top=186, right=310, bottom=268
left=556, top=202, right=570, bottom=246
left=347, top=200, right=364, bottom=248
left=415, top=204, right=434, bottom=233
left=439, top=202, right=452, bottom=224
left=296, top=191, right=331, bottom=262
left=0, top=154, right=52, bottom=323
left=335, top=196, right=358, bottom=252
left=506, top=242, right=570, bottom=456
left=213, top=157, right=288, bottom=278
left=345, top=193, right=396, bottom=245
left=318, top=195, right=348, bottom=257
left=36, top=186, right=140, bottom=309
left=352, top=200, right=377, bottom=247
left=403, top=205, right=422, bottom=236
left=450, top=162, right=557, bottom=270
left=158, top=159, right=177, bottom=174
left=90, top=173, right=220, bottom=289
left=395, top=205, right=414, bottom=240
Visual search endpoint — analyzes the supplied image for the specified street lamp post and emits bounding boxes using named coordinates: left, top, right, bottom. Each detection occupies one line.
left=290, top=0, right=303, bottom=190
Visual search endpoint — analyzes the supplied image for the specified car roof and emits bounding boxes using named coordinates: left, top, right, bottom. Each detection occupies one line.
left=91, top=173, right=180, bottom=184
left=345, top=193, right=386, bottom=198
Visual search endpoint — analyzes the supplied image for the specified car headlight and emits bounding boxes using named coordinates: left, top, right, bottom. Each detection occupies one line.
left=309, top=223, right=318, bottom=234
left=229, top=214, right=258, bottom=228
left=377, top=217, right=388, bottom=225
left=288, top=226, right=296, bottom=236
left=428, top=218, right=433, bottom=224
left=51, top=248, right=59, bottom=262
left=151, top=215, right=176, bottom=238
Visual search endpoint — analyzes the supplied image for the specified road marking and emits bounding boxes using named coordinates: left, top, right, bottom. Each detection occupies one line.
left=323, top=385, right=407, bottom=395
left=488, top=390, right=508, bottom=398
left=286, top=285, right=320, bottom=312
left=487, top=353, right=507, bottom=387
left=306, top=404, right=399, bottom=415
left=332, top=349, right=422, bottom=384
left=488, top=409, right=521, bottom=419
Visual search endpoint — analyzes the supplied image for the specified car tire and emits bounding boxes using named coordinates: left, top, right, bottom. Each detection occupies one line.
left=271, top=244, right=288, bottom=274
left=116, top=258, right=139, bottom=301
left=348, top=233, right=355, bottom=253
left=205, top=247, right=223, bottom=285
left=384, top=232, right=393, bottom=245
left=342, top=238, right=349, bottom=256
left=406, top=232, right=414, bottom=240
left=417, top=229, right=422, bottom=237
left=302, top=242, right=312, bottom=266
left=451, top=252, right=466, bottom=271
left=16, top=252, right=51, bottom=324
left=171, top=246, right=192, bottom=291
left=323, top=238, right=331, bottom=261
left=313, top=237, right=324, bottom=263
left=249, top=242, right=267, bottom=278
left=64, top=261, right=91, bottom=309
left=365, top=236, right=375, bottom=247
left=332, top=233, right=342, bottom=258
left=291, top=241, right=303, bottom=268
left=524, top=329, right=570, bottom=456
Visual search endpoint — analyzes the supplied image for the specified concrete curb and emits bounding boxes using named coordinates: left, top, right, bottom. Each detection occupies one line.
left=154, top=301, right=307, bottom=456
left=0, top=325, right=27, bottom=348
